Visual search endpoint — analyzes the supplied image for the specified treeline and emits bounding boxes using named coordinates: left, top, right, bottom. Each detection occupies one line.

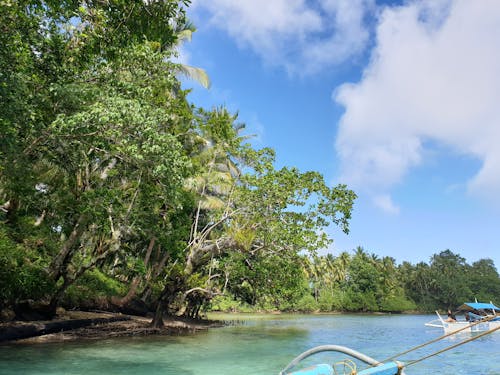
left=242, top=248, right=500, bottom=314
left=0, top=0, right=355, bottom=324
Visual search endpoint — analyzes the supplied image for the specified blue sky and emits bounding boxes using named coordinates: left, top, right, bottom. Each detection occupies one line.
left=180, top=0, right=500, bottom=267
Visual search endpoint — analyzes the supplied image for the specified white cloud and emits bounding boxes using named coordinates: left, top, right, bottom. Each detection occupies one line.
left=373, top=194, right=400, bottom=215
left=191, top=0, right=374, bottom=75
left=334, top=0, right=500, bottom=206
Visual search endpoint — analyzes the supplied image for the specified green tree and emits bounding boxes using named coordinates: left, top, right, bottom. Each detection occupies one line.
left=1, top=1, right=357, bottom=323
left=150, top=113, right=357, bottom=325
left=0, top=0, right=194, bottom=316
left=428, top=250, right=471, bottom=309
left=466, top=259, right=500, bottom=303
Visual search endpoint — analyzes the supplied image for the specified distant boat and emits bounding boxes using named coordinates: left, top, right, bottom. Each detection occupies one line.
left=425, top=301, right=500, bottom=334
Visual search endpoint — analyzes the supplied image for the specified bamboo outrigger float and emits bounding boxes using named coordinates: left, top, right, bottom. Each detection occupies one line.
left=279, top=345, right=405, bottom=375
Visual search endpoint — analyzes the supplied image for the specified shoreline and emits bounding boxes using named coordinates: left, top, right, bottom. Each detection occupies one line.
left=0, top=311, right=223, bottom=345
left=1, top=309, right=428, bottom=345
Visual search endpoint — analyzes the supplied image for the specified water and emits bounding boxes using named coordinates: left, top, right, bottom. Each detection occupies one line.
left=1, top=314, right=499, bottom=374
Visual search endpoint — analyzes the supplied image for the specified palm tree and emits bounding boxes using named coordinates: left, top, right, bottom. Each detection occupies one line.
left=354, top=246, right=369, bottom=261
left=185, top=108, right=246, bottom=244
left=335, top=251, right=351, bottom=283
left=171, top=21, right=211, bottom=89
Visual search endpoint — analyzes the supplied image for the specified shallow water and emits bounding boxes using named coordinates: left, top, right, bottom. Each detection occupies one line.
left=1, top=314, right=499, bottom=374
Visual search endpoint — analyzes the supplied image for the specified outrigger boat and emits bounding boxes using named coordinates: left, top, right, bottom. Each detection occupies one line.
left=280, top=311, right=500, bottom=375
left=424, top=301, right=500, bottom=334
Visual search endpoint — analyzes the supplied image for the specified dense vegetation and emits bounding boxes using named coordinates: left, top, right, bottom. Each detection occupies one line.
left=272, top=248, right=500, bottom=313
left=1, top=1, right=499, bottom=324
left=0, top=0, right=356, bottom=325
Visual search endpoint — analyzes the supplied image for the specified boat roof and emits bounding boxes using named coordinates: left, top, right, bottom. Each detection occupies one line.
left=458, top=302, right=500, bottom=311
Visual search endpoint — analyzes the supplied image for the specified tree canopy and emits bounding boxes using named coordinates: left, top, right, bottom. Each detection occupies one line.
left=0, top=0, right=356, bottom=323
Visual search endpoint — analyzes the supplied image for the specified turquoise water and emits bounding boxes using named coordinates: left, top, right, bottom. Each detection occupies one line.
left=1, top=314, right=499, bottom=374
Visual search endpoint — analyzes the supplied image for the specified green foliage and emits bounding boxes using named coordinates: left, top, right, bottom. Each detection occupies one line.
left=296, top=248, right=500, bottom=314
left=341, top=290, right=378, bottom=312
left=295, top=294, right=319, bottom=313
left=379, top=295, right=417, bottom=312
left=239, top=165, right=356, bottom=254
left=466, top=259, right=500, bottom=302
left=329, top=290, right=349, bottom=311
left=209, top=295, right=254, bottom=313
left=0, top=0, right=353, bottom=320
left=63, top=269, right=127, bottom=309
left=401, top=250, right=473, bottom=311
left=0, top=229, right=54, bottom=305
left=400, top=250, right=500, bottom=311
left=0, top=0, right=200, bottom=316
left=317, top=292, right=335, bottom=312
left=219, top=252, right=309, bottom=311
left=347, top=254, right=380, bottom=294
left=427, top=250, right=472, bottom=308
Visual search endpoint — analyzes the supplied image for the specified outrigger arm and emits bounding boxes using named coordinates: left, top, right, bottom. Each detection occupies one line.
left=280, top=345, right=406, bottom=375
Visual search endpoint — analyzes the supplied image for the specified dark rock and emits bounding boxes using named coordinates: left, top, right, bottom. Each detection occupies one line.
left=0, top=316, right=131, bottom=343
left=118, top=299, right=150, bottom=317
left=0, top=308, right=15, bottom=322
left=13, top=300, right=55, bottom=321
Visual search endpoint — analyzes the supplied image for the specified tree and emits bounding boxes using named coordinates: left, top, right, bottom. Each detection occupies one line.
left=466, top=259, right=500, bottom=303
left=1, top=1, right=357, bottom=323
left=0, top=0, right=194, bottom=316
left=428, top=250, right=471, bottom=309
left=150, top=110, right=357, bottom=325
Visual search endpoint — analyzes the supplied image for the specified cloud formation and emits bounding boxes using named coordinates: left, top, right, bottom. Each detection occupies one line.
left=335, top=0, right=500, bottom=211
left=191, top=0, right=500, bottom=212
left=191, top=0, right=374, bottom=74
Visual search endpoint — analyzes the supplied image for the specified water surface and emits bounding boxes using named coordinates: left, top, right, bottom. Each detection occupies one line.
left=1, top=314, right=499, bottom=374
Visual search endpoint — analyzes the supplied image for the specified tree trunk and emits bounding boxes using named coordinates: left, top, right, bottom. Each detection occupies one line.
left=118, top=237, right=156, bottom=306
left=48, top=276, right=73, bottom=317
left=117, top=277, right=141, bottom=307
left=151, top=300, right=165, bottom=328
left=185, top=237, right=237, bottom=275
left=49, top=214, right=88, bottom=282
left=4, top=199, right=19, bottom=224
left=149, top=275, right=184, bottom=328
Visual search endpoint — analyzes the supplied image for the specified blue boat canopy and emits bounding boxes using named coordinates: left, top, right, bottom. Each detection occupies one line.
left=457, top=302, right=500, bottom=311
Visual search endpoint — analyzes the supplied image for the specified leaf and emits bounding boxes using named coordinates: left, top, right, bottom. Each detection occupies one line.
left=176, top=29, right=193, bottom=43
left=199, top=195, right=225, bottom=210
left=177, top=64, right=211, bottom=89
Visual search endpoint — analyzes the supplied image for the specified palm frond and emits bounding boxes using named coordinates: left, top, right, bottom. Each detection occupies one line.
left=199, top=195, right=225, bottom=210
left=177, top=64, right=211, bottom=89
left=176, top=29, right=193, bottom=43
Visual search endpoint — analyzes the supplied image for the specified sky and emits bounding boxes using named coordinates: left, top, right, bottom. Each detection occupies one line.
left=179, top=0, right=500, bottom=267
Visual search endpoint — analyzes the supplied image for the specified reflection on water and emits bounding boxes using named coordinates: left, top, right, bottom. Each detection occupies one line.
left=1, top=314, right=499, bottom=375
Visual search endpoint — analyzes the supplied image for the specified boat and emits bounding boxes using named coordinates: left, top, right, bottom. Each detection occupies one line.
left=279, top=345, right=406, bottom=375
left=424, top=301, right=500, bottom=334
left=280, top=319, right=500, bottom=375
